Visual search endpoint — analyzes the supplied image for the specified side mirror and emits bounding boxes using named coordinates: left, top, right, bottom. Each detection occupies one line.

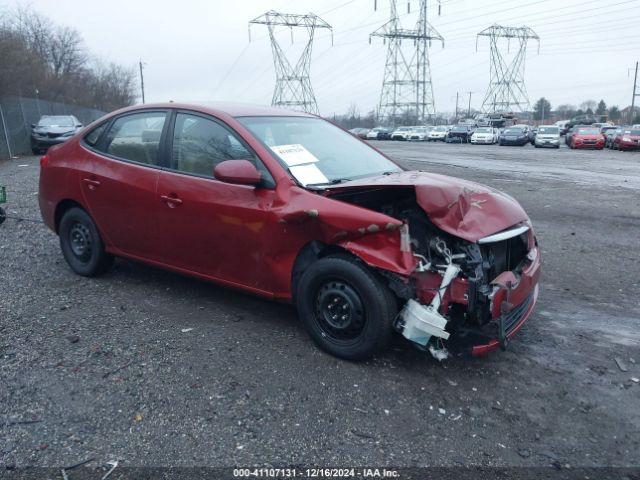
left=214, top=160, right=261, bottom=186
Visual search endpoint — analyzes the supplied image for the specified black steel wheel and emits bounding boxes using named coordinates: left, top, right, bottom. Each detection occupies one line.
left=296, top=255, right=396, bottom=360
left=59, top=207, right=113, bottom=277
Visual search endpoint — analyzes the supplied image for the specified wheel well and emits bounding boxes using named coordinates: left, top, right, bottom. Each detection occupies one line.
left=54, top=199, right=84, bottom=233
left=290, top=241, right=353, bottom=300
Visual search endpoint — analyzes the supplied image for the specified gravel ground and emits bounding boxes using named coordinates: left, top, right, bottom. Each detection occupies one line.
left=1, top=142, right=639, bottom=470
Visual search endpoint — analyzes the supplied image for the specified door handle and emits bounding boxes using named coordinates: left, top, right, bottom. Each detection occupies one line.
left=160, top=194, right=183, bottom=206
left=82, top=178, right=101, bottom=190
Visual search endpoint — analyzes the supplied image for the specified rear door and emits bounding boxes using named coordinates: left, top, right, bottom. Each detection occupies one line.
left=80, top=110, right=169, bottom=259
left=155, top=111, right=277, bottom=291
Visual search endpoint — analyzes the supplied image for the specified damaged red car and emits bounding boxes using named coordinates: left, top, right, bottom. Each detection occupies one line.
left=39, top=103, right=541, bottom=361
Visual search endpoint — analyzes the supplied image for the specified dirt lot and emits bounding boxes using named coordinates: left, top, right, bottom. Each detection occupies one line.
left=1, top=141, right=639, bottom=470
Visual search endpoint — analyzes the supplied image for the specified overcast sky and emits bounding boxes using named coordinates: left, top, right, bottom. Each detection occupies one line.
left=9, top=0, right=640, bottom=115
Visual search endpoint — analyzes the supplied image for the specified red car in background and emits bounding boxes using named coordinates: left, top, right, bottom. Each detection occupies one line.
left=569, top=126, right=605, bottom=150
left=38, top=103, right=541, bottom=362
left=612, top=128, right=640, bottom=151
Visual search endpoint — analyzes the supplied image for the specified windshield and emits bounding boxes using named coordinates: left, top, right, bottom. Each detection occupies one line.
left=538, top=127, right=558, bottom=134
left=452, top=126, right=468, bottom=132
left=503, top=128, right=524, bottom=135
left=38, top=116, right=74, bottom=127
left=476, top=127, right=492, bottom=133
left=624, top=130, right=640, bottom=135
left=577, top=128, right=600, bottom=135
left=433, top=126, right=447, bottom=132
left=238, top=116, right=402, bottom=186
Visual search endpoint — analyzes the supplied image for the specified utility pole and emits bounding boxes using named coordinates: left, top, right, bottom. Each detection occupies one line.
left=541, top=98, right=545, bottom=124
left=467, top=91, right=473, bottom=118
left=631, top=61, right=638, bottom=123
left=139, top=60, right=146, bottom=104
left=477, top=25, right=540, bottom=113
left=455, top=92, right=459, bottom=121
left=370, top=0, right=444, bottom=125
left=249, top=11, right=332, bottom=115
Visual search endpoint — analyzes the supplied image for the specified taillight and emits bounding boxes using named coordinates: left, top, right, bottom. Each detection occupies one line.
left=40, top=155, right=50, bottom=168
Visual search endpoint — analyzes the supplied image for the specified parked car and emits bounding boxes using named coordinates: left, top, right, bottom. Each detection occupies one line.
left=30, top=115, right=83, bottom=154
left=366, top=127, right=392, bottom=140
left=533, top=125, right=561, bottom=149
left=565, top=125, right=591, bottom=146
left=38, top=102, right=540, bottom=361
left=427, top=125, right=449, bottom=141
left=612, top=127, right=640, bottom=151
left=498, top=127, right=529, bottom=146
left=568, top=126, right=605, bottom=149
left=390, top=126, right=413, bottom=140
left=513, top=124, right=535, bottom=144
left=408, top=126, right=429, bottom=141
left=445, top=125, right=474, bottom=143
left=554, top=120, right=570, bottom=135
left=348, top=127, right=370, bottom=139
left=605, top=127, right=624, bottom=149
left=470, top=127, right=498, bottom=145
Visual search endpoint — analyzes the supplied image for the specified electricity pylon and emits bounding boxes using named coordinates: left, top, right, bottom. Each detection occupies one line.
left=370, top=0, right=443, bottom=125
left=249, top=11, right=332, bottom=115
left=476, top=25, right=540, bottom=114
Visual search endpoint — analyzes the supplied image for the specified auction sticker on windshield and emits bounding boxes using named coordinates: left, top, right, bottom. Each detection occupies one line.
left=288, top=164, right=328, bottom=186
left=270, top=144, right=319, bottom=167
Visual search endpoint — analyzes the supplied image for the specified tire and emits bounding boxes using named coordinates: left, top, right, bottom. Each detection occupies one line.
left=31, top=148, right=41, bottom=155
left=296, top=255, right=397, bottom=360
left=59, top=207, right=114, bottom=277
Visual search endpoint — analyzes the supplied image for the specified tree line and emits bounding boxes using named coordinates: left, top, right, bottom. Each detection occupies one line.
left=0, top=7, right=137, bottom=112
left=533, top=97, right=638, bottom=124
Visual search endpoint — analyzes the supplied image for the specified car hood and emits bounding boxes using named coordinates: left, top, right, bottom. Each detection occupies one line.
left=327, top=171, right=529, bottom=242
left=34, top=126, right=75, bottom=134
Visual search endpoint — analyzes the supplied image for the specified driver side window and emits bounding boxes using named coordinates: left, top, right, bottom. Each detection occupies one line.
left=171, top=113, right=255, bottom=177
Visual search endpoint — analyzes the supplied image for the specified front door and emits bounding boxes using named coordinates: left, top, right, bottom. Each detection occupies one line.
left=80, top=110, right=168, bottom=259
left=155, top=112, right=276, bottom=291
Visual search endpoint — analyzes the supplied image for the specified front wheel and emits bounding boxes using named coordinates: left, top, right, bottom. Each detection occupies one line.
left=296, top=255, right=397, bottom=360
left=59, top=207, right=114, bottom=277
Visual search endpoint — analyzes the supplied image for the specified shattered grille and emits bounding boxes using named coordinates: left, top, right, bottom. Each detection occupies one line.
left=480, top=233, right=528, bottom=281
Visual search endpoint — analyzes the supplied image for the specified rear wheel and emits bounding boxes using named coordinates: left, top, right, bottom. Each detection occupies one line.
left=296, top=255, right=396, bottom=360
left=59, top=207, right=114, bottom=277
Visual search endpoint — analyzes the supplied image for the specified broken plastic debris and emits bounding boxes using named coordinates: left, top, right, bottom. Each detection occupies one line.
left=429, top=344, right=449, bottom=362
left=631, top=377, right=639, bottom=383
left=181, top=328, right=194, bottom=333
left=438, top=408, right=446, bottom=415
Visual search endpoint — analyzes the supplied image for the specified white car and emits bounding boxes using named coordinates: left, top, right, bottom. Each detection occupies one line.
left=470, top=127, right=498, bottom=144
left=427, top=125, right=449, bottom=141
left=408, top=126, right=429, bottom=141
left=391, top=126, right=413, bottom=140
left=534, top=125, right=561, bottom=148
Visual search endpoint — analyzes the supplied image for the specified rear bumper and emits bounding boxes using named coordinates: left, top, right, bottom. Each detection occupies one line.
left=617, top=141, right=639, bottom=150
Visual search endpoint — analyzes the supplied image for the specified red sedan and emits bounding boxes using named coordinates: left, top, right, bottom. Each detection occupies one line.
left=613, top=128, right=640, bottom=151
left=38, top=103, right=541, bottom=361
left=569, top=126, right=605, bottom=150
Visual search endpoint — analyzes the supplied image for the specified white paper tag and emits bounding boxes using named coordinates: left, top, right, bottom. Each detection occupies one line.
left=270, top=144, right=319, bottom=167
left=289, top=164, right=328, bottom=186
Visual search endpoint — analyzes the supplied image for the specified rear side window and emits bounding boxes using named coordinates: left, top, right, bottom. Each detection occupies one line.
left=102, top=112, right=167, bottom=165
left=84, top=122, right=107, bottom=146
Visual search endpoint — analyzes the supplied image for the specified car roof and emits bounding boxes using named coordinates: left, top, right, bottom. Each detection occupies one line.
left=109, top=102, right=315, bottom=119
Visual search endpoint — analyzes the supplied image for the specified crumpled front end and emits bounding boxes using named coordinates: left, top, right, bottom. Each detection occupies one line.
left=325, top=173, right=541, bottom=359
left=401, top=222, right=541, bottom=358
